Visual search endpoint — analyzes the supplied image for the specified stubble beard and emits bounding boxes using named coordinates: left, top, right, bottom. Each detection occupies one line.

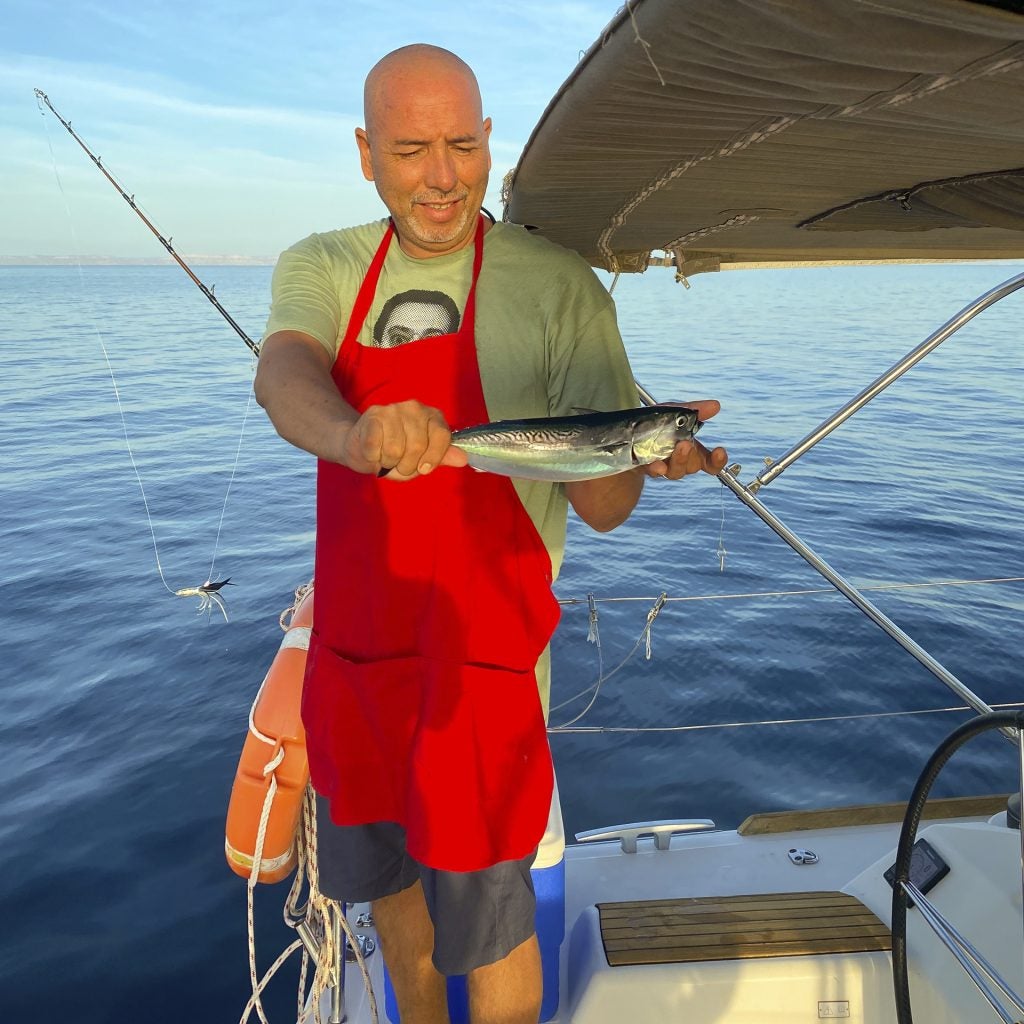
left=401, top=191, right=477, bottom=251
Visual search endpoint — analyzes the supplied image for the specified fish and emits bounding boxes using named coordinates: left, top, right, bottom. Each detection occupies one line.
left=449, top=404, right=702, bottom=482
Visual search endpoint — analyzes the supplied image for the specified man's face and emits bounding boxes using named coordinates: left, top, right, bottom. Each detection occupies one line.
left=356, top=70, right=491, bottom=259
left=379, top=300, right=455, bottom=347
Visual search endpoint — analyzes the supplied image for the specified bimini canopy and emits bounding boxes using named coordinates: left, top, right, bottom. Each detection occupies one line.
left=502, top=0, right=1024, bottom=276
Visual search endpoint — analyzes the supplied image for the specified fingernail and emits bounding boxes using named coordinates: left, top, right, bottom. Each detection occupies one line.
left=419, top=462, right=432, bottom=474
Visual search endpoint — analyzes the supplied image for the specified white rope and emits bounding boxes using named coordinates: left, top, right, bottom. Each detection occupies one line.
left=280, top=581, right=314, bottom=632
left=664, top=213, right=762, bottom=252
left=292, top=787, right=334, bottom=1024
left=237, top=578, right=373, bottom=1024
left=625, top=0, right=665, bottom=87
left=241, top=747, right=286, bottom=1024
left=293, top=787, right=379, bottom=1024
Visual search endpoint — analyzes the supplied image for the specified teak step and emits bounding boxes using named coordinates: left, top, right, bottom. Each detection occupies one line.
left=598, top=891, right=891, bottom=966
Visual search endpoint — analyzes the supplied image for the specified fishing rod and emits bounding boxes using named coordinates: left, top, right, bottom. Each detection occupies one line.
left=34, top=89, right=261, bottom=358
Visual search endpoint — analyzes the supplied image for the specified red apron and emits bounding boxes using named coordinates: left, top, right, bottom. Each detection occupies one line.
left=303, top=217, right=561, bottom=871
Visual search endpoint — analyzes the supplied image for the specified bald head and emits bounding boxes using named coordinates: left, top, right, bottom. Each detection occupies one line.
left=355, top=43, right=492, bottom=259
left=363, top=45, right=482, bottom=135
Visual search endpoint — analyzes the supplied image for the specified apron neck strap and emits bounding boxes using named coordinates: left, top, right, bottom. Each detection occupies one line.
left=340, top=216, right=486, bottom=348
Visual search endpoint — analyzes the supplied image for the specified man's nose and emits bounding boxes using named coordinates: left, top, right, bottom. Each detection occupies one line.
left=424, top=146, right=458, bottom=193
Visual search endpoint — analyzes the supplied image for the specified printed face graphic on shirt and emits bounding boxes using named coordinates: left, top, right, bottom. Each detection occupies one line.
left=372, top=289, right=462, bottom=348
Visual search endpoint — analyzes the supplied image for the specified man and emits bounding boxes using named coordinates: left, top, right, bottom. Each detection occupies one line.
left=254, top=44, right=727, bottom=1024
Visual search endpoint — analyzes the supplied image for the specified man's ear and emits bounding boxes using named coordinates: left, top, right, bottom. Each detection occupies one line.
left=355, top=128, right=375, bottom=182
left=483, top=117, right=492, bottom=171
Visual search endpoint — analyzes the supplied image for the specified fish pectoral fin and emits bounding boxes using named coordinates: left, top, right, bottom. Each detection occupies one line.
left=598, top=441, right=631, bottom=456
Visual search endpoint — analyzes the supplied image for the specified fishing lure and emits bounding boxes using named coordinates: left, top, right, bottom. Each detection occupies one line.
left=176, top=578, right=236, bottom=621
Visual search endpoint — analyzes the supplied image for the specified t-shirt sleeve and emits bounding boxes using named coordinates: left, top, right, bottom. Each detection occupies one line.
left=546, top=259, right=639, bottom=417
left=263, top=235, right=343, bottom=359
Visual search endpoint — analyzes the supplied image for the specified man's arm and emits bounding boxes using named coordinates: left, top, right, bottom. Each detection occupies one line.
left=254, top=330, right=466, bottom=479
left=565, top=401, right=728, bottom=533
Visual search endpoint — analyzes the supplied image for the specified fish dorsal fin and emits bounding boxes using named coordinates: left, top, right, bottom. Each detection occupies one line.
left=571, top=406, right=601, bottom=416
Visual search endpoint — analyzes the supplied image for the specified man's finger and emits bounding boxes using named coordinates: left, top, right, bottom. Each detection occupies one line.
left=705, top=445, right=729, bottom=474
left=352, top=412, right=387, bottom=470
left=687, top=399, right=721, bottom=422
left=419, top=413, right=457, bottom=474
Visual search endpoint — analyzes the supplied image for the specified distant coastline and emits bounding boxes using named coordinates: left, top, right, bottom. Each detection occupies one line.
left=0, top=255, right=277, bottom=266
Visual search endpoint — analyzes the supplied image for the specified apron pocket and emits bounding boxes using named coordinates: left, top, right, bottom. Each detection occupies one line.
left=303, top=636, right=552, bottom=871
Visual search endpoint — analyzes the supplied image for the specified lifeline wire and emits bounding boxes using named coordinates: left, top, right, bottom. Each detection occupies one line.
left=548, top=700, right=1024, bottom=735
left=557, top=575, right=1024, bottom=607
left=549, top=577, right=1024, bottom=729
left=37, top=92, right=253, bottom=610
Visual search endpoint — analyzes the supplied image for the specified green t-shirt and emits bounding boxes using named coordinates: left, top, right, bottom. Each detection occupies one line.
left=264, top=218, right=639, bottom=711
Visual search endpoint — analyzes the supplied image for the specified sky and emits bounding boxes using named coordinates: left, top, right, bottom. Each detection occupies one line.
left=1, top=0, right=620, bottom=258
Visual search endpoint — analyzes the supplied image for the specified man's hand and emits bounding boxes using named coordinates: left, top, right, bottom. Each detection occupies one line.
left=343, top=400, right=469, bottom=481
left=642, top=399, right=728, bottom=480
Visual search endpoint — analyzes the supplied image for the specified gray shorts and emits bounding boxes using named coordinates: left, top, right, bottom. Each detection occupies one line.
left=315, top=794, right=537, bottom=975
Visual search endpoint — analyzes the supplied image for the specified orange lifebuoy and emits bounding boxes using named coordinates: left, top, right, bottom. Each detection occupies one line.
left=225, top=586, right=313, bottom=884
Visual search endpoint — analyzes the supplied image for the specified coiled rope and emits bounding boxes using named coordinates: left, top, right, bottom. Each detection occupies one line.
left=239, top=584, right=378, bottom=1024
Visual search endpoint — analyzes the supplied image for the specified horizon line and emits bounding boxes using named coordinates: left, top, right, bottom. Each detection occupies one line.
left=0, top=254, right=278, bottom=266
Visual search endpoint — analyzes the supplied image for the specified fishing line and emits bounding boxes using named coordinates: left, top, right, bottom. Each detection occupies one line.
left=716, top=479, right=728, bottom=571
left=36, top=91, right=254, bottom=619
left=208, top=369, right=256, bottom=587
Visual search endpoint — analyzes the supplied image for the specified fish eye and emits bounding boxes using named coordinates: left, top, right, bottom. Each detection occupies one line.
left=675, top=414, right=691, bottom=427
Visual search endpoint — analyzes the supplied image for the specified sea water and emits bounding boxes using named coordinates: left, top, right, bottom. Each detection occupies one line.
left=2, top=261, right=1023, bottom=1022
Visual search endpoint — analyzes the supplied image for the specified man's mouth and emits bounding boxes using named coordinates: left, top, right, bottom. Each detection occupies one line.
left=416, top=195, right=466, bottom=211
